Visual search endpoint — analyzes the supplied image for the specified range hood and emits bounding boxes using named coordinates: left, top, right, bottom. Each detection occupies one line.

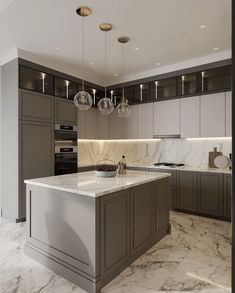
left=153, top=134, right=181, bottom=139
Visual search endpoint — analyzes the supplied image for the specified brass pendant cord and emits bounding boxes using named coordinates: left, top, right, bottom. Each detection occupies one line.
left=104, top=31, right=107, bottom=98
left=82, top=16, right=85, bottom=92
left=122, top=44, right=125, bottom=103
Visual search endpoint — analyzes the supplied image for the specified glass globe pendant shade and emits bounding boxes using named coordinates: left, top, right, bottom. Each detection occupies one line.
left=98, top=97, right=114, bottom=115
left=74, top=90, right=93, bottom=110
left=116, top=101, right=131, bottom=118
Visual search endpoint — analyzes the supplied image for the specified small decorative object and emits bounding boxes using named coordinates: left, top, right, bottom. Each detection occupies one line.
left=208, top=147, right=222, bottom=168
left=214, top=155, right=229, bottom=169
left=95, top=158, right=117, bottom=178
left=117, top=155, right=127, bottom=174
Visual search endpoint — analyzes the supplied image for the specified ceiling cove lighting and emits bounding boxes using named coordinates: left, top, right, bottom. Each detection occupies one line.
left=97, top=23, right=115, bottom=115
left=74, top=6, right=93, bottom=111
left=116, top=36, right=132, bottom=118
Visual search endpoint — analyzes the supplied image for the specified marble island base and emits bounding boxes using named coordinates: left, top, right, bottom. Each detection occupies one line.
left=24, top=172, right=171, bottom=293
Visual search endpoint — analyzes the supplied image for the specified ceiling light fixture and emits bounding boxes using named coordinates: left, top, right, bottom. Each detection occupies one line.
left=116, top=36, right=131, bottom=119
left=114, top=73, right=118, bottom=77
left=89, top=62, right=94, bottom=65
left=134, top=47, right=140, bottom=51
left=200, top=24, right=206, bottom=29
left=98, top=23, right=114, bottom=115
left=74, top=6, right=93, bottom=110
left=213, top=47, right=219, bottom=51
left=156, top=62, right=161, bottom=66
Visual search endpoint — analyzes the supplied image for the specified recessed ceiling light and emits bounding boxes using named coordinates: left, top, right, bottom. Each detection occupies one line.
left=55, top=47, right=61, bottom=51
left=8, top=33, right=13, bottom=38
left=213, top=47, right=219, bottom=51
left=134, top=47, right=140, bottom=51
left=89, top=62, right=94, bottom=65
left=114, top=73, right=118, bottom=77
left=200, top=24, right=206, bottom=29
left=156, top=62, right=161, bottom=66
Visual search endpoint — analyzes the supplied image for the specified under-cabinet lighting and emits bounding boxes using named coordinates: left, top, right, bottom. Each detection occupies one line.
left=78, top=139, right=162, bottom=143
left=186, top=137, right=231, bottom=141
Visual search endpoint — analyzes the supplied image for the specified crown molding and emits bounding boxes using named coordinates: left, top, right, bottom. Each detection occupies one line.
left=0, top=48, right=18, bottom=66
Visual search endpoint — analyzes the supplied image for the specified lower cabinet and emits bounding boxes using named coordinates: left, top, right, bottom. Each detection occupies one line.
left=224, top=174, right=232, bottom=219
left=177, top=171, right=197, bottom=212
left=197, top=172, right=224, bottom=217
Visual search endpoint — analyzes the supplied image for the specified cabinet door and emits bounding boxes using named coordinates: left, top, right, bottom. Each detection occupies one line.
left=131, top=183, right=153, bottom=256
left=224, top=174, right=231, bottom=219
left=20, top=121, right=54, bottom=218
left=108, top=111, right=124, bottom=139
left=124, top=105, right=138, bottom=139
left=135, top=83, right=149, bottom=103
left=200, top=93, right=226, bottom=137
left=55, top=97, right=77, bottom=125
left=226, top=91, right=232, bottom=137
left=20, top=90, right=54, bottom=123
left=180, top=96, right=200, bottom=138
left=154, top=178, right=170, bottom=240
left=78, top=110, right=86, bottom=139
left=197, top=172, right=224, bottom=217
left=177, top=171, right=197, bottom=212
left=154, top=99, right=180, bottom=136
left=138, top=103, right=154, bottom=139
left=98, top=112, right=109, bottom=139
left=85, top=108, right=98, bottom=139
left=100, top=190, right=130, bottom=276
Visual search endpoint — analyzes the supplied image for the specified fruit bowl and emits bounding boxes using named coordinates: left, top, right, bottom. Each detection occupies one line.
left=95, top=165, right=117, bottom=178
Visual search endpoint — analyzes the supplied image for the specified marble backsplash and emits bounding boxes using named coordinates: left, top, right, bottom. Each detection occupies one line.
left=77, top=138, right=232, bottom=167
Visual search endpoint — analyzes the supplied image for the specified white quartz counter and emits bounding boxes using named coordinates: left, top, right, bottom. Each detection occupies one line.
left=25, top=171, right=171, bottom=198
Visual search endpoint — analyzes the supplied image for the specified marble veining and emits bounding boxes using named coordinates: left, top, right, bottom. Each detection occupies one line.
left=78, top=138, right=232, bottom=169
left=0, top=212, right=231, bottom=293
left=24, top=171, right=171, bottom=197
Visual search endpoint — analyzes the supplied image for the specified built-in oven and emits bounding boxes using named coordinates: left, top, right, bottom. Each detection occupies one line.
left=55, top=124, right=78, bottom=175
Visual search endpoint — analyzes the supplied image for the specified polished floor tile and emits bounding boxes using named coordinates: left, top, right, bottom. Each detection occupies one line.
left=0, top=212, right=231, bottom=293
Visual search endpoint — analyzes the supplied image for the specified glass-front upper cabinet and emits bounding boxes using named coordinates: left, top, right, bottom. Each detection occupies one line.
left=55, top=77, right=78, bottom=100
left=19, top=66, right=54, bottom=95
left=200, top=65, right=231, bottom=93
left=83, top=85, right=104, bottom=107
left=178, top=73, right=198, bottom=96
left=150, top=77, right=177, bottom=100
left=134, top=83, right=149, bottom=103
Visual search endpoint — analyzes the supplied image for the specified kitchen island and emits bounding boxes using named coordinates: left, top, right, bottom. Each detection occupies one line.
left=24, top=171, right=171, bottom=293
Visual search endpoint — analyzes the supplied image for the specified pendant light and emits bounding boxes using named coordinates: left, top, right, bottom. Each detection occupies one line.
left=116, top=36, right=131, bottom=118
left=74, top=6, right=93, bottom=110
left=98, top=23, right=114, bottom=115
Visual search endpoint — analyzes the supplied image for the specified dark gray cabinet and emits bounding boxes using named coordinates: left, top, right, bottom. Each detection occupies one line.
left=20, top=90, right=54, bottom=123
left=177, top=171, right=197, bottom=212
left=130, top=183, right=153, bottom=256
left=20, top=121, right=54, bottom=218
left=197, top=172, right=224, bottom=217
left=224, top=174, right=231, bottom=219
left=154, top=178, right=170, bottom=240
left=55, top=97, right=78, bottom=125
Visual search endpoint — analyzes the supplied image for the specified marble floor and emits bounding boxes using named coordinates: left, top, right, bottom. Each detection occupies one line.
left=0, top=212, right=231, bottom=293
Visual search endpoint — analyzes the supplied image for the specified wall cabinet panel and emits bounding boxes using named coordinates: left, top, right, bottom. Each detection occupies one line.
left=85, top=108, right=98, bottom=139
left=55, top=97, right=77, bottom=125
left=138, top=103, right=154, bottom=139
left=124, top=105, right=138, bottom=139
left=108, top=111, right=124, bottom=139
left=98, top=112, right=109, bottom=139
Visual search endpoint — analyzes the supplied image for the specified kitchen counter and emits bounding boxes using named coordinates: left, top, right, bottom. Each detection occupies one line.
left=24, top=170, right=171, bottom=293
left=25, top=170, right=170, bottom=197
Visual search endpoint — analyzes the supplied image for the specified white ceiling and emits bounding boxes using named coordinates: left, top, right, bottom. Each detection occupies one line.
left=0, top=0, right=231, bottom=85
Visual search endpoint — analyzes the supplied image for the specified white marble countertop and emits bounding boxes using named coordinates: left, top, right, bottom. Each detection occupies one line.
left=25, top=171, right=171, bottom=198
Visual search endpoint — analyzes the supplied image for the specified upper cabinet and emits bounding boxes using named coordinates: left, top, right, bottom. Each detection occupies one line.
left=135, top=83, right=150, bottom=103
left=200, top=93, right=226, bottom=137
left=19, top=66, right=53, bottom=95
left=55, top=77, right=78, bottom=100
left=154, top=99, right=180, bottom=136
left=225, top=91, right=232, bottom=137
left=138, top=103, right=154, bottom=139
left=180, top=96, right=200, bottom=138
left=178, top=73, right=198, bottom=96
left=200, top=65, right=231, bottom=94
left=123, top=105, right=138, bottom=139
left=108, top=111, right=124, bottom=139
left=150, top=77, right=177, bottom=101
left=98, top=112, right=109, bottom=139
left=55, top=97, right=78, bottom=125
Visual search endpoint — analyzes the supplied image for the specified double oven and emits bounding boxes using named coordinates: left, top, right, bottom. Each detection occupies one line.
left=55, top=124, right=77, bottom=175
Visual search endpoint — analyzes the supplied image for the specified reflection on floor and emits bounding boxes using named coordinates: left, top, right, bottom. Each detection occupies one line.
left=0, top=212, right=231, bottom=293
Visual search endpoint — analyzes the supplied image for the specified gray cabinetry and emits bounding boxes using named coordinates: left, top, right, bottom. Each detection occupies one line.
left=130, top=184, right=153, bottom=257
left=224, top=174, right=231, bottom=219
left=177, top=171, right=197, bottom=212
left=100, top=190, right=130, bottom=279
left=197, top=172, right=224, bottom=217
left=154, top=178, right=170, bottom=240
left=55, top=97, right=77, bottom=125
left=20, top=90, right=54, bottom=123
left=20, top=121, right=54, bottom=218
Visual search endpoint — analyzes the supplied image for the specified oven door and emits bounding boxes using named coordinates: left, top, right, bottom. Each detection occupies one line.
left=55, top=153, right=77, bottom=175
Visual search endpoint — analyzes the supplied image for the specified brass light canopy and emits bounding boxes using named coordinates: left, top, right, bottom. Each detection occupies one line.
left=99, top=23, right=113, bottom=32
left=76, top=6, right=92, bottom=17
left=118, top=36, right=130, bottom=44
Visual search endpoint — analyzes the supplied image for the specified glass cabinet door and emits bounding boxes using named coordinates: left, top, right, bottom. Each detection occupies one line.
left=135, top=83, right=149, bottom=103
left=19, top=66, right=54, bottom=95
left=55, top=77, right=78, bottom=100
left=200, top=65, right=231, bottom=93
left=178, top=73, right=198, bottom=96
left=153, top=77, right=177, bottom=100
